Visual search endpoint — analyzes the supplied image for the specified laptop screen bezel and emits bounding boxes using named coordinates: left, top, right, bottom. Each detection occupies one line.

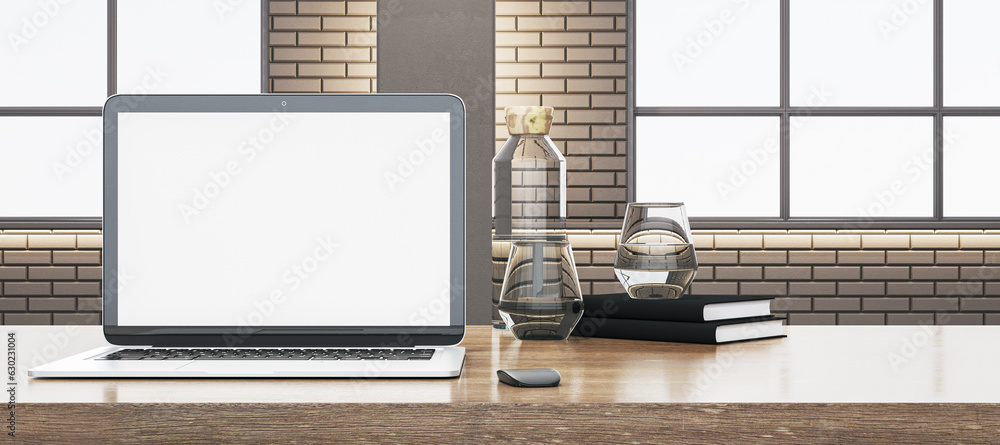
left=102, top=94, right=466, bottom=347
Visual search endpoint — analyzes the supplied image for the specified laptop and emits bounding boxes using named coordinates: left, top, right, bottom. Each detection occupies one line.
left=29, top=94, right=467, bottom=378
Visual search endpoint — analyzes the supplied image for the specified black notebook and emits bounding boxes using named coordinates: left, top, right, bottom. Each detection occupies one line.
left=582, top=293, right=773, bottom=323
left=571, top=316, right=786, bottom=345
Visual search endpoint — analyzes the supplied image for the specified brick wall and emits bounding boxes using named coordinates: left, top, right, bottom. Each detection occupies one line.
left=496, top=0, right=628, bottom=220
left=0, top=231, right=102, bottom=325
left=269, top=0, right=377, bottom=93
left=569, top=229, right=1000, bottom=325
left=3, top=0, right=998, bottom=326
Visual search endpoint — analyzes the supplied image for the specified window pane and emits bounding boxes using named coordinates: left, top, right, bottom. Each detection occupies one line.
left=943, top=117, right=1000, bottom=217
left=0, top=117, right=102, bottom=217
left=117, top=0, right=261, bottom=94
left=0, top=2, right=106, bottom=106
left=636, top=116, right=780, bottom=217
left=944, top=0, right=1000, bottom=106
left=790, top=117, right=933, bottom=218
left=636, top=0, right=780, bottom=106
left=790, top=0, right=932, bottom=106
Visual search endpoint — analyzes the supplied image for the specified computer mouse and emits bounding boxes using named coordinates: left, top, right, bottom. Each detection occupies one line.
left=497, top=368, right=561, bottom=387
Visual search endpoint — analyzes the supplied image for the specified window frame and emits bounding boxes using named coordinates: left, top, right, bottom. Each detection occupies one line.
left=626, top=0, right=1000, bottom=229
left=0, top=0, right=269, bottom=229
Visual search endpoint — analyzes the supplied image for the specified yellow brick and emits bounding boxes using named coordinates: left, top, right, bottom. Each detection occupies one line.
left=591, top=31, right=626, bottom=46
left=518, top=47, right=565, bottom=62
left=541, top=32, right=590, bottom=46
left=272, top=16, right=321, bottom=31
left=269, top=1, right=296, bottom=14
left=76, top=235, right=103, bottom=249
left=297, top=1, right=346, bottom=15
left=496, top=78, right=517, bottom=93
left=566, top=110, right=615, bottom=124
left=298, top=63, right=347, bottom=77
left=517, top=78, right=565, bottom=93
left=269, top=32, right=297, bottom=46
left=549, top=124, right=590, bottom=139
left=496, top=16, right=517, bottom=31
left=517, top=16, right=565, bottom=31
left=496, top=63, right=541, bottom=78
left=715, top=234, right=763, bottom=249
left=0, top=235, right=27, bottom=249
left=322, top=47, right=371, bottom=62
left=763, top=234, right=812, bottom=249
left=813, top=234, right=861, bottom=249
left=267, top=63, right=295, bottom=77
left=346, top=63, right=376, bottom=77
left=322, top=78, right=371, bottom=93
left=541, top=93, right=590, bottom=108
left=272, top=47, right=321, bottom=62
left=496, top=1, right=540, bottom=16
left=497, top=32, right=541, bottom=47
left=542, top=1, right=589, bottom=15
left=322, top=16, right=371, bottom=31
left=346, top=1, right=376, bottom=15
left=861, top=234, right=910, bottom=249
left=567, top=47, right=615, bottom=62
left=273, top=78, right=322, bottom=93
left=692, top=234, right=715, bottom=250
left=591, top=62, right=625, bottom=77
left=911, top=234, right=959, bottom=249
left=347, top=32, right=376, bottom=46
left=591, top=94, right=625, bottom=108
left=591, top=1, right=626, bottom=15
left=960, top=234, right=1000, bottom=249
left=567, top=234, right=617, bottom=249
left=297, top=32, right=346, bottom=46
left=542, top=63, right=590, bottom=77
left=496, top=47, right=517, bottom=62
left=566, top=16, right=615, bottom=30
left=567, top=78, right=614, bottom=93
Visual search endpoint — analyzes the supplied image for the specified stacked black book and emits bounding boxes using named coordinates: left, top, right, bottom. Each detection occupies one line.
left=571, top=293, right=786, bottom=345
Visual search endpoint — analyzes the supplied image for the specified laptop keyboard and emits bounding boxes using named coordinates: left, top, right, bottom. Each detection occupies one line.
left=98, top=348, right=435, bottom=361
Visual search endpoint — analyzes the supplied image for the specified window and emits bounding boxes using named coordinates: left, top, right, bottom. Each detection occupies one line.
left=0, top=0, right=264, bottom=224
left=629, top=0, right=1000, bottom=226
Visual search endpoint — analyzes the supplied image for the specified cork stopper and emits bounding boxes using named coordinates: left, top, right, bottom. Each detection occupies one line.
left=505, top=106, right=553, bottom=135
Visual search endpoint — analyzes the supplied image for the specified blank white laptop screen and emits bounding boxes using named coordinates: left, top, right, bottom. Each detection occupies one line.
left=115, top=111, right=451, bottom=327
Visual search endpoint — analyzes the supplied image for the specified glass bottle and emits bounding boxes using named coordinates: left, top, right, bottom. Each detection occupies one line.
left=492, top=106, right=567, bottom=329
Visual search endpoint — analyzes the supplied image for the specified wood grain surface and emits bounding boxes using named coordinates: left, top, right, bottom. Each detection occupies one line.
left=16, top=403, right=1000, bottom=444
left=7, top=325, right=1000, bottom=442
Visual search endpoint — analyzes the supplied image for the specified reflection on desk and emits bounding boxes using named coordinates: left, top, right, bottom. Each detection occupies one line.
left=7, top=325, right=1000, bottom=442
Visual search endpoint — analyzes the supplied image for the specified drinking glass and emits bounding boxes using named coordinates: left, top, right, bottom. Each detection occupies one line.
left=498, top=240, right=584, bottom=340
left=614, top=203, right=698, bottom=299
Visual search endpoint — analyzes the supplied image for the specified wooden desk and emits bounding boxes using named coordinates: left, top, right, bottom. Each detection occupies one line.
left=6, top=325, right=1000, bottom=442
